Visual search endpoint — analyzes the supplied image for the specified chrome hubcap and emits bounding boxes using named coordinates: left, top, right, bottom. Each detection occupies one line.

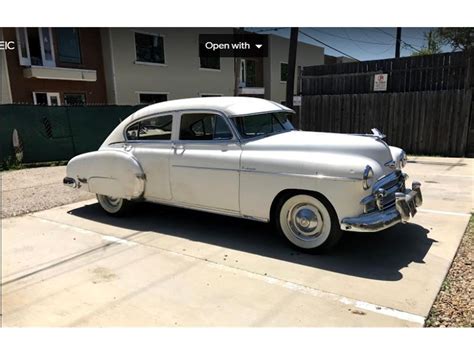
left=105, top=196, right=121, bottom=207
left=287, top=203, right=323, bottom=241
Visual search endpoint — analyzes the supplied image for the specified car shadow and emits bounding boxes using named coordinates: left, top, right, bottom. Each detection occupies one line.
left=68, top=202, right=435, bottom=282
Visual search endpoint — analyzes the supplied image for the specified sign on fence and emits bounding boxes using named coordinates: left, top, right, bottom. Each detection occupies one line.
left=373, top=73, right=388, bottom=91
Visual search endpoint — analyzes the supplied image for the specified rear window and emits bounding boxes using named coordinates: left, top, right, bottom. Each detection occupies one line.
left=126, top=115, right=173, bottom=140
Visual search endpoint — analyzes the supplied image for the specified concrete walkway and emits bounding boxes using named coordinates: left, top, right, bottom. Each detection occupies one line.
left=1, top=156, right=472, bottom=326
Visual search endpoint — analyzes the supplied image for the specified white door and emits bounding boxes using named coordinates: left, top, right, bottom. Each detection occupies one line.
left=125, top=114, right=174, bottom=200
left=170, top=112, right=241, bottom=212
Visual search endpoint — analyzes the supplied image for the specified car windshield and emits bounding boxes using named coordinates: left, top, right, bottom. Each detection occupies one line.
left=230, top=111, right=295, bottom=139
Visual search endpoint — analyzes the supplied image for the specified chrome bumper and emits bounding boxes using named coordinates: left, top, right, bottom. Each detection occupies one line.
left=341, top=181, right=423, bottom=232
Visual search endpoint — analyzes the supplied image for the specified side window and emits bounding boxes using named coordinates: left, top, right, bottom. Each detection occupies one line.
left=126, top=115, right=173, bottom=141
left=179, top=113, right=233, bottom=141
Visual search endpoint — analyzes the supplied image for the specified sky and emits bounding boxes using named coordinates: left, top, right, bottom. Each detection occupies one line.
left=246, top=27, right=454, bottom=61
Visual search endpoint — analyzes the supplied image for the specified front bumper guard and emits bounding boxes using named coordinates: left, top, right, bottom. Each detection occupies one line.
left=341, top=181, right=423, bottom=232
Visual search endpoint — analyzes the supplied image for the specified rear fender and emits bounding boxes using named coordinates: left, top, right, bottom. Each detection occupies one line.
left=66, top=150, right=145, bottom=200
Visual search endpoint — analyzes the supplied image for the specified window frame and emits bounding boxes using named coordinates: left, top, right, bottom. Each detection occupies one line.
left=137, top=91, right=169, bottom=105
left=32, top=92, right=61, bottom=106
left=133, top=30, right=166, bottom=66
left=177, top=111, right=237, bottom=143
left=38, top=28, right=56, bottom=67
left=199, top=54, right=221, bottom=71
left=124, top=113, right=174, bottom=142
left=55, top=28, right=82, bottom=65
left=228, top=110, right=296, bottom=141
left=64, top=92, right=86, bottom=106
left=16, top=28, right=31, bottom=66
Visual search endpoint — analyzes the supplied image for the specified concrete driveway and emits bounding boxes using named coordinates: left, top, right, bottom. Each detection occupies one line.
left=1, top=156, right=472, bottom=327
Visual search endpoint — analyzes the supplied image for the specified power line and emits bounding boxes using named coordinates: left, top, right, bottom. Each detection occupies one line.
left=342, top=28, right=395, bottom=55
left=299, top=30, right=360, bottom=62
left=311, top=28, right=393, bottom=46
left=375, top=28, right=423, bottom=54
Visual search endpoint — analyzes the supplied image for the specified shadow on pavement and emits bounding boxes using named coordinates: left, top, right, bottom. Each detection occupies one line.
left=68, top=201, right=435, bottom=282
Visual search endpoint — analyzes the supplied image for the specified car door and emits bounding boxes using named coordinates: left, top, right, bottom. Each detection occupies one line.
left=170, top=111, right=241, bottom=212
left=125, top=113, right=174, bottom=200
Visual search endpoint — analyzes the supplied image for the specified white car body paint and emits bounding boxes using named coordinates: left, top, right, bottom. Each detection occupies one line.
left=65, top=97, right=414, bottom=230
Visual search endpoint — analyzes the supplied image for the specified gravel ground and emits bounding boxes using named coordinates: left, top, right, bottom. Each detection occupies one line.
left=425, top=215, right=473, bottom=327
left=1, top=166, right=93, bottom=218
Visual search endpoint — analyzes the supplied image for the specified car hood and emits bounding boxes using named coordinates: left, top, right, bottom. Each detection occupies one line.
left=242, top=130, right=394, bottom=165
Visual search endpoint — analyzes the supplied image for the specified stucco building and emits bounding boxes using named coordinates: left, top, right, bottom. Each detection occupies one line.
left=101, top=28, right=325, bottom=105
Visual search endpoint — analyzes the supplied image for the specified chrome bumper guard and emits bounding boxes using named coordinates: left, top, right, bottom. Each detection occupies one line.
left=341, top=181, right=423, bottom=232
left=63, top=177, right=78, bottom=188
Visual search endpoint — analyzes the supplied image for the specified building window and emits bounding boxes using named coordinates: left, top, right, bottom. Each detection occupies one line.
left=64, top=93, right=86, bottom=106
left=55, top=28, right=82, bottom=64
left=135, top=32, right=165, bottom=64
left=200, top=55, right=220, bottom=70
left=139, top=93, right=168, bottom=105
left=280, top=62, right=288, bottom=82
left=33, top=92, right=60, bottom=106
left=126, top=115, right=173, bottom=141
left=16, top=28, right=56, bottom=67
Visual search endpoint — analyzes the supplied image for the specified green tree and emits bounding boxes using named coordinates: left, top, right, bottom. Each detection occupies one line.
left=435, top=28, right=473, bottom=51
left=411, top=30, right=442, bottom=56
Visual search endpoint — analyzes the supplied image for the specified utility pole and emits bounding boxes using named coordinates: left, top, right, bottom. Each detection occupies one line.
left=395, top=27, right=402, bottom=58
left=286, top=27, right=299, bottom=110
left=234, top=28, right=244, bottom=96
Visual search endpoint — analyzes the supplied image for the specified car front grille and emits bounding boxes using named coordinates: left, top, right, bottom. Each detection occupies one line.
left=363, top=171, right=407, bottom=213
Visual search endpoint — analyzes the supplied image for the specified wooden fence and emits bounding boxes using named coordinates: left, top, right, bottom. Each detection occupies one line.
left=301, top=51, right=474, bottom=157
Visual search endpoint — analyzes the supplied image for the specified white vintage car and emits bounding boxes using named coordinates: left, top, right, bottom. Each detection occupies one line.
left=64, top=97, right=422, bottom=252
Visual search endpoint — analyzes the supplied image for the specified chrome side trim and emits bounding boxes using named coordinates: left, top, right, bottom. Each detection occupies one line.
left=171, top=164, right=363, bottom=182
left=172, top=165, right=240, bottom=172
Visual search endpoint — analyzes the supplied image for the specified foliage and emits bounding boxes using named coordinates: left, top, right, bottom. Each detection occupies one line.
left=435, top=28, right=474, bottom=51
left=411, top=28, right=473, bottom=56
left=411, top=30, right=442, bottom=56
left=1, top=156, right=22, bottom=171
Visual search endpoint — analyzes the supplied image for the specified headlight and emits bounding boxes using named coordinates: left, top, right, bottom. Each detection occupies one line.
left=363, top=165, right=374, bottom=190
left=400, top=150, right=407, bottom=168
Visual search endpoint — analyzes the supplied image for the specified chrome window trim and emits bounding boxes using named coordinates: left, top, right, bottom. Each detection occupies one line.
left=228, top=109, right=296, bottom=142
left=175, top=110, right=240, bottom=144
left=123, top=112, right=174, bottom=143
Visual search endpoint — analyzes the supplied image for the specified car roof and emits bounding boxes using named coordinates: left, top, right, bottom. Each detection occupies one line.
left=131, top=96, right=294, bottom=119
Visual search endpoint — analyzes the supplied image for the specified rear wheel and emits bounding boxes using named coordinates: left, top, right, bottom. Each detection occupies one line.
left=274, top=193, right=342, bottom=253
left=96, top=194, right=132, bottom=216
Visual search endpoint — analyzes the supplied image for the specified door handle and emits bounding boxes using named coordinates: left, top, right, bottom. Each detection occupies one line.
left=172, top=143, right=185, bottom=154
left=123, top=143, right=133, bottom=152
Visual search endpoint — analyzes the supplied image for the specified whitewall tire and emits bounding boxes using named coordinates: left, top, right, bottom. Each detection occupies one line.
left=96, top=194, right=131, bottom=216
left=275, top=193, right=342, bottom=252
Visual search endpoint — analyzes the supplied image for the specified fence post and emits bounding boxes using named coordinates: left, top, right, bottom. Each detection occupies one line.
left=65, top=106, right=77, bottom=157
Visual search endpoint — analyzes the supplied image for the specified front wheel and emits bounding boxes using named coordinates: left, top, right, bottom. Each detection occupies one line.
left=274, top=193, right=342, bottom=253
left=96, top=194, right=132, bottom=216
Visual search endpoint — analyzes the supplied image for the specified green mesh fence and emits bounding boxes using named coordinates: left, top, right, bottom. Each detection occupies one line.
left=0, top=105, right=141, bottom=165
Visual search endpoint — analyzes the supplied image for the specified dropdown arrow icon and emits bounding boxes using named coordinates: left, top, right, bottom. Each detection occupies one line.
left=255, top=44, right=262, bottom=49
